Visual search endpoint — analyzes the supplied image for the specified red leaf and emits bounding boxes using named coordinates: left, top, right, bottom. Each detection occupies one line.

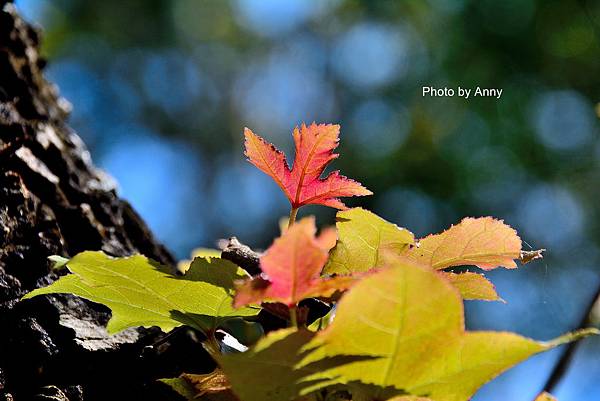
left=244, top=123, right=372, bottom=210
left=234, top=217, right=355, bottom=308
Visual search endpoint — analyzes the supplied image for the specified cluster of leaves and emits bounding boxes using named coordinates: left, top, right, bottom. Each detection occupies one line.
left=24, top=124, right=596, bottom=401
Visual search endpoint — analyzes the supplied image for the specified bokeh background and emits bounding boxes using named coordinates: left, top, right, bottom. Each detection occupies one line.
left=15, top=0, right=600, bottom=399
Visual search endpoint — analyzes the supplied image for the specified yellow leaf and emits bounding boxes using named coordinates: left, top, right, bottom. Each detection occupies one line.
left=441, top=271, right=501, bottom=301
left=402, top=217, right=522, bottom=270
left=301, top=261, right=597, bottom=401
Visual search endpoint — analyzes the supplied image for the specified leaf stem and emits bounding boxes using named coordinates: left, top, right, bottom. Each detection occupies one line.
left=203, top=330, right=221, bottom=357
left=288, top=207, right=298, bottom=227
left=289, top=305, right=299, bottom=328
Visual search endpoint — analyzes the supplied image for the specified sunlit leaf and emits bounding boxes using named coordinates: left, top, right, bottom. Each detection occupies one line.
left=23, top=251, right=259, bottom=334
left=441, top=272, right=501, bottom=301
left=234, top=217, right=356, bottom=308
left=280, top=216, right=338, bottom=253
left=244, top=123, right=372, bottom=210
left=401, top=217, right=524, bottom=270
left=300, top=261, right=597, bottom=401
left=308, top=308, right=335, bottom=332
left=323, top=208, right=415, bottom=275
left=323, top=210, right=500, bottom=301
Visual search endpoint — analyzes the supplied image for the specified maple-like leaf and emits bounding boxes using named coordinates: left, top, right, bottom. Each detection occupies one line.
left=23, top=251, right=259, bottom=334
left=324, top=209, right=500, bottom=301
left=234, top=217, right=356, bottom=308
left=401, top=217, right=526, bottom=270
left=244, top=123, right=372, bottom=210
left=279, top=215, right=338, bottom=252
left=299, top=261, right=597, bottom=401
left=220, top=259, right=595, bottom=401
left=323, top=208, right=415, bottom=275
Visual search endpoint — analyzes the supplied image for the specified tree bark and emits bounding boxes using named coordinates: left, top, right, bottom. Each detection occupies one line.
left=0, top=2, right=212, bottom=399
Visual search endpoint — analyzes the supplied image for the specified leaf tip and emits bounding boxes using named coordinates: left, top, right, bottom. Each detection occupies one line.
left=48, top=255, right=69, bottom=270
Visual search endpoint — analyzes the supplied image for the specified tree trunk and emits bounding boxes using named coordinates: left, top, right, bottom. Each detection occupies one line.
left=0, top=2, right=212, bottom=399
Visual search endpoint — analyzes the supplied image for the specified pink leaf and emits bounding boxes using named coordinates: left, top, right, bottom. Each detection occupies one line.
left=234, top=217, right=355, bottom=307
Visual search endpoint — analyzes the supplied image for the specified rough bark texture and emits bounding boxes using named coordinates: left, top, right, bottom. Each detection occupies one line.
left=0, top=2, right=212, bottom=399
left=221, top=237, right=261, bottom=276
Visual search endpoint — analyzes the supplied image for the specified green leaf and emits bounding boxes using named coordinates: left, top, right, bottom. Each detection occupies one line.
left=23, top=251, right=259, bottom=334
left=218, top=328, right=375, bottom=401
left=301, top=261, right=597, bottom=401
left=323, top=208, right=415, bottom=275
left=160, top=377, right=197, bottom=400
left=218, top=329, right=316, bottom=401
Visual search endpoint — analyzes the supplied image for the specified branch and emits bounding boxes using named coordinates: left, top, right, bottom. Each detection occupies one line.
left=543, top=283, right=600, bottom=392
left=220, top=237, right=261, bottom=275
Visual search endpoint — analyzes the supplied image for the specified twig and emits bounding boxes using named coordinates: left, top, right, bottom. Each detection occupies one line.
left=542, top=282, right=600, bottom=392
left=221, top=237, right=261, bottom=275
